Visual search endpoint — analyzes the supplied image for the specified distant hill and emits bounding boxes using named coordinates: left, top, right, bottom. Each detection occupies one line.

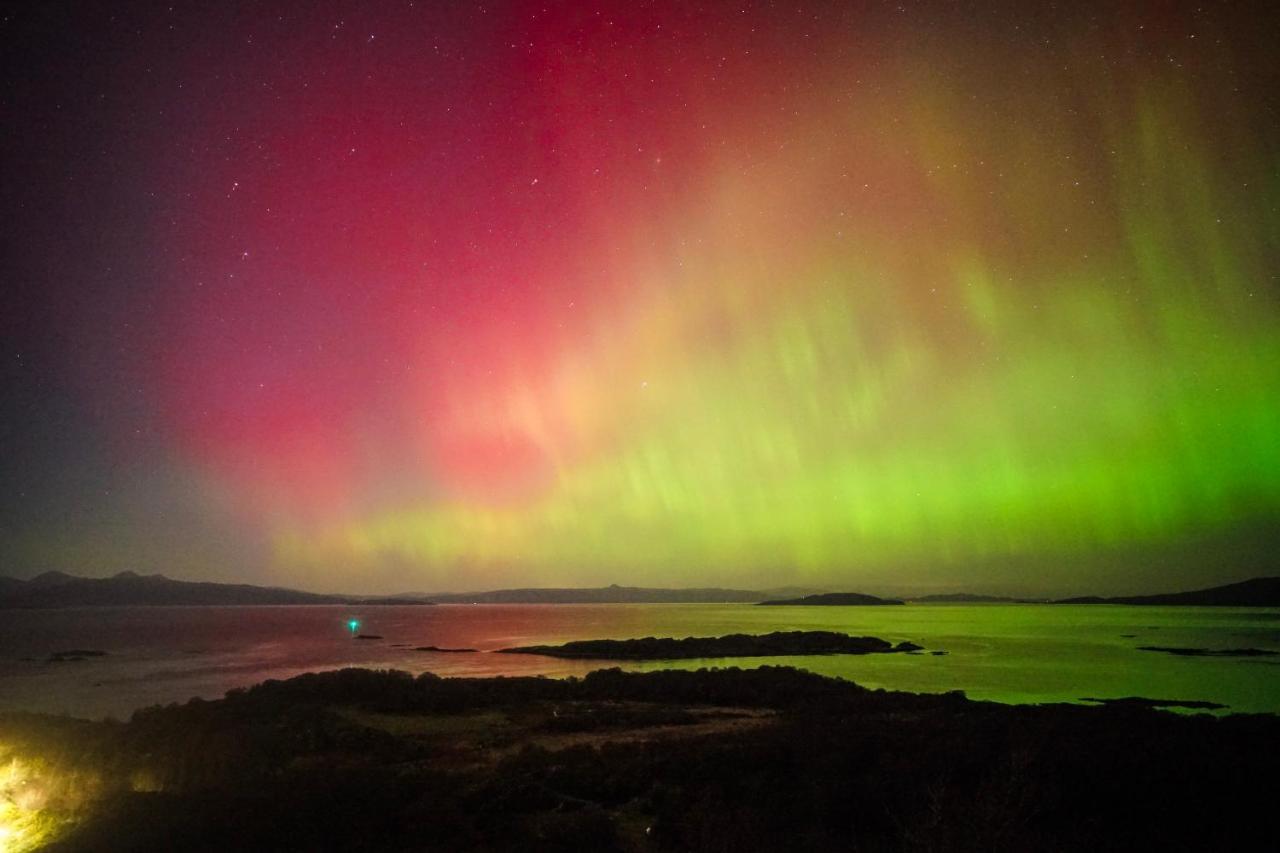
left=758, top=592, right=903, bottom=606
left=426, top=584, right=798, bottom=604
left=0, top=571, right=437, bottom=608
left=1055, top=577, right=1280, bottom=607
left=0, top=574, right=827, bottom=607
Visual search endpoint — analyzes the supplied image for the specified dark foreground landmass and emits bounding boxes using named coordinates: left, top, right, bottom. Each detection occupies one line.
left=757, top=592, right=903, bottom=606
left=2, top=666, right=1276, bottom=852
left=499, top=631, right=921, bottom=659
left=1055, top=576, right=1280, bottom=606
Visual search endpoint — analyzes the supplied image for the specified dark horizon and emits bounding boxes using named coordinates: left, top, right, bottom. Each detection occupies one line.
left=5, top=566, right=1279, bottom=607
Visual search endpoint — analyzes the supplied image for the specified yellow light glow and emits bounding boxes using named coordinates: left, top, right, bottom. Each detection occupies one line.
left=0, top=755, right=54, bottom=853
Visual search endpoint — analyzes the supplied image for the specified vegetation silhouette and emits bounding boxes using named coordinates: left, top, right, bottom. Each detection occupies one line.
left=2, top=666, right=1275, bottom=851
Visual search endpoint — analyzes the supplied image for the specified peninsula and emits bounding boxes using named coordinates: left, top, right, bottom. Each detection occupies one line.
left=1055, top=576, right=1280, bottom=607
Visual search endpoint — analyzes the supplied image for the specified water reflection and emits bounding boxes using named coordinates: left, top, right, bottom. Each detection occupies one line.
left=0, top=604, right=1276, bottom=718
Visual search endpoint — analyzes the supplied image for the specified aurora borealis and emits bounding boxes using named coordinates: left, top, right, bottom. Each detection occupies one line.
left=2, top=1, right=1278, bottom=595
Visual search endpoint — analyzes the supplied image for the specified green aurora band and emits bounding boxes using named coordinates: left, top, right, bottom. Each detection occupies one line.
left=13, top=5, right=1275, bottom=595
left=274, top=17, right=1279, bottom=594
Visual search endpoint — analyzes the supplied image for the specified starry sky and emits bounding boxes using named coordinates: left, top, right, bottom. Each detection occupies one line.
left=2, top=1, right=1277, bottom=596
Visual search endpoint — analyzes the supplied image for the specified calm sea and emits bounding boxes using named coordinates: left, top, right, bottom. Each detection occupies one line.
left=0, top=604, right=1277, bottom=718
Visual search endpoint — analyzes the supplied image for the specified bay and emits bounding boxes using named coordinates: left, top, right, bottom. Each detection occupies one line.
left=0, top=603, right=1277, bottom=718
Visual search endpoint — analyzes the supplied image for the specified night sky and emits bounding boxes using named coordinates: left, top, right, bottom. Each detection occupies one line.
left=2, top=1, right=1277, bottom=596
